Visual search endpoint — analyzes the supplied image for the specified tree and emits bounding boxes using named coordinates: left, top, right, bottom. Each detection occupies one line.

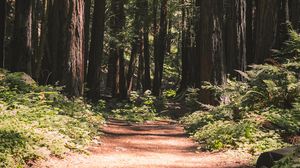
left=127, top=0, right=143, bottom=93
left=197, top=0, right=225, bottom=104
left=153, top=0, right=168, bottom=96
left=224, top=0, right=247, bottom=78
left=178, top=0, right=190, bottom=93
left=0, top=0, right=5, bottom=68
left=47, top=0, right=85, bottom=97
left=108, top=0, right=127, bottom=98
left=275, top=0, right=290, bottom=49
left=11, top=0, right=33, bottom=74
left=35, top=0, right=48, bottom=81
left=84, top=0, right=91, bottom=77
left=290, top=0, right=300, bottom=32
left=87, top=0, right=106, bottom=101
left=142, top=0, right=151, bottom=91
left=254, top=0, right=278, bottom=64
left=152, top=0, right=158, bottom=39
left=246, top=0, right=256, bottom=65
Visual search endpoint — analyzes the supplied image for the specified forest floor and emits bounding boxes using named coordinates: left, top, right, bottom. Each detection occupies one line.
left=33, top=119, right=253, bottom=168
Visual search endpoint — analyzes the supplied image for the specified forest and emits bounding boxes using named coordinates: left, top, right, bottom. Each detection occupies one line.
left=1, top=0, right=300, bottom=167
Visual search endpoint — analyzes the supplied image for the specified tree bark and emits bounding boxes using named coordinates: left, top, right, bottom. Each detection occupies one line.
left=194, top=0, right=201, bottom=87
left=36, top=0, right=48, bottom=82
left=290, top=0, right=300, bottom=32
left=275, top=0, right=290, bottom=49
left=178, top=0, right=189, bottom=93
left=224, top=0, right=246, bottom=78
left=109, top=0, right=127, bottom=99
left=11, top=0, right=33, bottom=75
left=153, top=0, right=168, bottom=97
left=143, top=0, right=151, bottom=91
left=87, top=0, right=105, bottom=101
left=84, top=0, right=91, bottom=77
left=198, top=0, right=225, bottom=104
left=137, top=39, right=144, bottom=91
left=127, top=0, right=143, bottom=93
left=48, top=0, right=85, bottom=97
left=254, top=0, right=278, bottom=64
left=0, top=0, right=5, bottom=68
left=246, top=0, right=255, bottom=65
left=31, top=0, right=45, bottom=80
left=152, top=0, right=158, bottom=37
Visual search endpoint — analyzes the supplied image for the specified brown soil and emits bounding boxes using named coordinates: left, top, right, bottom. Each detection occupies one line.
left=34, top=119, right=253, bottom=168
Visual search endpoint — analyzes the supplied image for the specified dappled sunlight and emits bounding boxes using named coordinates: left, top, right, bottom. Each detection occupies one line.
left=36, top=120, right=252, bottom=168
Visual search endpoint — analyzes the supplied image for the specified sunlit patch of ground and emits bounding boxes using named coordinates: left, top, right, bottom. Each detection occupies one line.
left=34, top=119, right=253, bottom=168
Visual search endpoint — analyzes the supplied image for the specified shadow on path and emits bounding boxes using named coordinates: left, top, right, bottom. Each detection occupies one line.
left=35, top=119, right=253, bottom=168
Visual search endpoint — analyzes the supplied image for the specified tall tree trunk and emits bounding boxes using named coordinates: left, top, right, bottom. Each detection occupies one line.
left=127, top=0, right=143, bottom=93
left=137, top=39, right=144, bottom=91
left=31, top=0, right=45, bottom=80
left=152, top=0, right=158, bottom=37
left=48, top=0, right=85, bottom=97
left=194, top=0, right=201, bottom=87
left=87, top=0, right=105, bottom=101
left=166, top=17, right=172, bottom=55
left=11, top=0, right=33, bottom=75
left=109, top=0, right=127, bottom=98
left=224, top=0, right=246, bottom=78
left=0, top=0, right=5, bottom=68
left=84, top=0, right=91, bottom=77
left=152, top=0, right=158, bottom=91
left=143, top=0, right=151, bottom=91
left=178, top=0, right=188, bottom=93
left=254, top=0, right=278, bottom=64
left=246, top=0, right=255, bottom=65
left=198, top=0, right=225, bottom=104
left=275, top=0, right=290, bottom=49
left=36, top=0, right=48, bottom=81
left=153, top=0, right=168, bottom=97
left=290, top=0, right=300, bottom=32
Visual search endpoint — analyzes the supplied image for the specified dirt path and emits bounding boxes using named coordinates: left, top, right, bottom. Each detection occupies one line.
left=35, top=119, right=252, bottom=168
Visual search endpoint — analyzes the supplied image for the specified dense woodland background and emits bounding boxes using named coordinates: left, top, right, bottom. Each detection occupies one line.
left=2, top=0, right=300, bottom=167
left=0, top=0, right=299, bottom=102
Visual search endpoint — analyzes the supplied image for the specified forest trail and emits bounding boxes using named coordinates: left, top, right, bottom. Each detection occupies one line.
left=35, top=119, right=252, bottom=168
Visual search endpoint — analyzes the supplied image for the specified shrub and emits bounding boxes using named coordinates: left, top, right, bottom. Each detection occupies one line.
left=109, top=90, right=159, bottom=122
left=0, top=71, right=104, bottom=167
left=181, top=59, right=300, bottom=154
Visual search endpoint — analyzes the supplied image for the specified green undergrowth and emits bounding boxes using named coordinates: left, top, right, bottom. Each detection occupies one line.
left=0, top=70, right=104, bottom=167
left=182, top=30, right=300, bottom=157
left=104, top=91, right=165, bottom=122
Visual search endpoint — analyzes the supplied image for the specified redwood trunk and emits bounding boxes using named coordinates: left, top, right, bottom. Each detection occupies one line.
left=198, top=0, right=225, bottom=104
left=246, top=0, right=255, bottom=65
left=84, top=0, right=91, bottom=77
left=178, top=0, right=188, bottom=93
left=87, top=0, right=105, bottom=101
left=127, top=0, right=143, bottom=93
left=0, top=0, right=5, bottom=68
left=224, top=0, right=247, bottom=78
left=109, top=0, right=127, bottom=98
left=143, top=0, right=151, bottom=91
left=11, top=0, right=33, bottom=75
left=290, top=0, right=300, bottom=32
left=254, top=0, right=278, bottom=64
left=153, top=0, right=168, bottom=97
left=48, top=0, right=85, bottom=97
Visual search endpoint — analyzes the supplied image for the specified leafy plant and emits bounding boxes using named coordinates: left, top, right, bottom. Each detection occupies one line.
left=182, top=57, right=300, bottom=154
left=0, top=71, right=105, bottom=167
left=108, top=90, right=159, bottom=122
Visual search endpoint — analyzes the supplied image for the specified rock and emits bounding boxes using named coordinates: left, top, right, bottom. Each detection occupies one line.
left=5, top=72, right=36, bottom=86
left=0, top=68, right=8, bottom=80
left=256, top=146, right=298, bottom=168
left=17, top=72, right=36, bottom=85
